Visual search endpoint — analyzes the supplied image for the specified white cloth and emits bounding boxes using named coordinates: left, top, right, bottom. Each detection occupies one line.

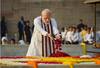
left=71, top=32, right=82, bottom=42
left=2, top=36, right=8, bottom=45
left=65, top=31, right=73, bottom=43
left=26, top=16, right=59, bottom=57
left=61, top=31, right=66, bottom=40
left=18, top=40, right=25, bottom=46
left=84, top=33, right=93, bottom=43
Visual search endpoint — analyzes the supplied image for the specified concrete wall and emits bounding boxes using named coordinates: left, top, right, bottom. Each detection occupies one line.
left=1, top=0, right=100, bottom=36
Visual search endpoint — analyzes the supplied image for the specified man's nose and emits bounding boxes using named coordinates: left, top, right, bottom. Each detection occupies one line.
left=46, top=19, right=49, bottom=22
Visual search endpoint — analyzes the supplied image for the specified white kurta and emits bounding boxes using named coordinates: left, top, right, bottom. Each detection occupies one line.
left=65, top=31, right=73, bottom=43
left=71, top=32, right=82, bottom=42
left=84, top=33, right=93, bottom=43
left=26, top=16, right=59, bottom=57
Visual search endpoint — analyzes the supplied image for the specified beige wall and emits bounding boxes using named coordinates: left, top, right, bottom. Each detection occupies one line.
left=1, top=0, right=100, bottom=35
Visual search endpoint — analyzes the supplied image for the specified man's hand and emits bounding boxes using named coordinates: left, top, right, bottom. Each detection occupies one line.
left=55, top=34, right=61, bottom=40
left=47, top=33, right=61, bottom=40
left=47, top=33, right=54, bottom=40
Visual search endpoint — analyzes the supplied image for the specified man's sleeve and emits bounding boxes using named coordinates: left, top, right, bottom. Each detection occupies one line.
left=52, top=18, right=59, bottom=35
left=34, top=18, right=48, bottom=36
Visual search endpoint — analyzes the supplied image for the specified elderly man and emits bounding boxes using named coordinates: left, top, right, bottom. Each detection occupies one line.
left=26, top=9, right=60, bottom=57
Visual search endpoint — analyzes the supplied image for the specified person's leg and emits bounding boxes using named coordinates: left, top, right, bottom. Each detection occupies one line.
left=26, top=34, right=29, bottom=43
left=22, top=32, right=24, bottom=40
left=1, top=32, right=6, bottom=38
left=72, top=41, right=79, bottom=44
left=66, top=41, right=71, bottom=44
left=29, top=33, right=31, bottom=43
left=19, top=31, right=23, bottom=40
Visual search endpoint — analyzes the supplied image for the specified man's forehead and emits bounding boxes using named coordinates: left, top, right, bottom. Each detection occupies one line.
left=41, top=12, right=51, bottom=16
left=42, top=14, right=51, bottom=18
left=41, top=10, right=52, bottom=17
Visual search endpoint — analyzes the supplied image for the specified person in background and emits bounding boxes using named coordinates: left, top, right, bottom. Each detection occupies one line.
left=80, top=26, right=88, bottom=42
left=26, top=9, right=60, bottom=57
left=24, top=20, right=32, bottom=44
left=71, top=27, right=82, bottom=44
left=77, top=19, right=86, bottom=32
left=1, top=36, right=8, bottom=45
left=91, top=27, right=100, bottom=44
left=84, top=27, right=94, bottom=44
left=1, top=16, right=7, bottom=38
left=90, top=27, right=94, bottom=39
left=17, top=16, right=25, bottom=41
left=10, top=38, right=16, bottom=44
left=61, top=27, right=66, bottom=44
left=65, top=26, right=73, bottom=44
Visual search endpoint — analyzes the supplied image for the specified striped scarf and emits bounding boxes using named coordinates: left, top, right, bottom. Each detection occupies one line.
left=41, top=19, right=55, bottom=57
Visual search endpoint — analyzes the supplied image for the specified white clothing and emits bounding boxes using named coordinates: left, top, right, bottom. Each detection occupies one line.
left=18, top=40, right=25, bottom=46
left=61, top=31, right=67, bottom=40
left=2, top=36, right=8, bottom=45
left=65, top=31, right=73, bottom=43
left=71, top=32, right=82, bottom=42
left=84, top=33, right=93, bottom=43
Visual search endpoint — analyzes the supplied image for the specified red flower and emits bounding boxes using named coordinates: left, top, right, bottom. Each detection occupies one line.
left=49, top=39, right=70, bottom=57
left=54, top=39, right=62, bottom=50
left=49, top=51, right=70, bottom=57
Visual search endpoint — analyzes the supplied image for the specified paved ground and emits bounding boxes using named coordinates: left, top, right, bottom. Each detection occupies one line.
left=0, top=44, right=100, bottom=57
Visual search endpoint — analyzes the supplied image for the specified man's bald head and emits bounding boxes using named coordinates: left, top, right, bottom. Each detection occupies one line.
left=41, top=9, right=52, bottom=23
left=41, top=9, right=52, bottom=16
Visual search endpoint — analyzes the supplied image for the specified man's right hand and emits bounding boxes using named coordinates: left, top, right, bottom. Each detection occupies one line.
left=47, top=33, right=54, bottom=40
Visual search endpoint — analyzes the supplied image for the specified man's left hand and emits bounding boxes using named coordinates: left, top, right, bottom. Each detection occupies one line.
left=55, top=34, right=61, bottom=40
